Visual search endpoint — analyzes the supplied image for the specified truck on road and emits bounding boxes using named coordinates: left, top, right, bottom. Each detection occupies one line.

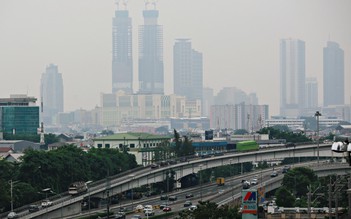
left=216, top=177, right=225, bottom=186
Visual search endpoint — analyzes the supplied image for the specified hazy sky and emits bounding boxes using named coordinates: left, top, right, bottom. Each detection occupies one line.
left=0, top=0, right=350, bottom=116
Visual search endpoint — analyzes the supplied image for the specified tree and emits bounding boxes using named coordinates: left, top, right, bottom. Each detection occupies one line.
left=101, top=129, right=114, bottom=136
left=192, top=201, right=222, bottom=219
left=282, top=167, right=317, bottom=197
left=173, top=130, right=195, bottom=157
left=234, top=129, right=248, bottom=135
left=275, top=187, right=295, bottom=207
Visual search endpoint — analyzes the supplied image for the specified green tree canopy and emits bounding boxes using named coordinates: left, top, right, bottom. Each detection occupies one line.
left=282, top=167, right=318, bottom=197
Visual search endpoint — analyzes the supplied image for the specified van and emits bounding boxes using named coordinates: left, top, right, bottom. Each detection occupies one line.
left=143, top=205, right=153, bottom=213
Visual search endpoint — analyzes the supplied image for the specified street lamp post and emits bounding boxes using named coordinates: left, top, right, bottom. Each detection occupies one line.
left=315, top=111, right=322, bottom=165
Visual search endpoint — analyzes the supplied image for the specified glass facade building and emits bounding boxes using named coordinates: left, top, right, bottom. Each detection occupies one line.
left=0, top=106, right=39, bottom=135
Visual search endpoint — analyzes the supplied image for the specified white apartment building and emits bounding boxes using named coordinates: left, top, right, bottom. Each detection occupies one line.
left=100, top=91, right=201, bottom=127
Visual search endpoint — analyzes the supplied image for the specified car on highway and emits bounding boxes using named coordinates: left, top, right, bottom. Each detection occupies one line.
left=271, top=171, right=278, bottom=177
left=114, top=212, right=126, bottom=219
left=185, top=193, right=194, bottom=198
left=28, top=204, right=40, bottom=212
left=168, top=195, right=177, bottom=201
left=7, top=211, right=18, bottom=219
left=41, top=199, right=53, bottom=208
left=135, top=204, right=144, bottom=212
left=184, top=200, right=192, bottom=207
left=144, top=209, right=155, bottom=217
left=159, top=203, right=167, bottom=210
left=189, top=205, right=197, bottom=211
left=131, top=215, right=142, bottom=219
left=160, top=195, right=168, bottom=200
left=163, top=206, right=172, bottom=212
left=143, top=205, right=153, bottom=213
left=282, top=165, right=291, bottom=173
left=250, top=178, right=258, bottom=185
left=242, top=180, right=250, bottom=189
left=285, top=142, right=296, bottom=148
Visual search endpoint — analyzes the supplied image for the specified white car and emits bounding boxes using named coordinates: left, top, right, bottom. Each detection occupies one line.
left=251, top=178, right=258, bottom=185
left=41, top=200, right=53, bottom=208
left=189, top=205, right=197, bottom=211
left=143, top=205, right=153, bottom=213
left=135, top=204, right=144, bottom=212
left=7, top=211, right=18, bottom=219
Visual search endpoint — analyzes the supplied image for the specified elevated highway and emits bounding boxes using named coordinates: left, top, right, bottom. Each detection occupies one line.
left=14, top=143, right=346, bottom=219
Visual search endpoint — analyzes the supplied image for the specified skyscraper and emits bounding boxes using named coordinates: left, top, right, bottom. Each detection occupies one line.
left=280, top=39, right=306, bottom=117
left=40, top=64, right=64, bottom=125
left=323, top=41, right=344, bottom=106
left=173, top=39, right=203, bottom=101
left=305, top=77, right=318, bottom=109
left=112, top=8, right=133, bottom=94
left=138, top=9, right=164, bottom=94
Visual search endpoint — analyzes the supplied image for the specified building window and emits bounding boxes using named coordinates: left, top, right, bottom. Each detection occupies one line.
left=119, top=144, right=123, bottom=148
left=105, top=144, right=110, bottom=148
left=130, top=143, right=135, bottom=148
left=98, top=144, right=102, bottom=148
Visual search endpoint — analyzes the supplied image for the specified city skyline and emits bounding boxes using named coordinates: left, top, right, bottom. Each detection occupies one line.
left=1, top=0, right=350, bottom=116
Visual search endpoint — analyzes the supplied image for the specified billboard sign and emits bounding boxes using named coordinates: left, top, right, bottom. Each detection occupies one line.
left=242, top=189, right=258, bottom=219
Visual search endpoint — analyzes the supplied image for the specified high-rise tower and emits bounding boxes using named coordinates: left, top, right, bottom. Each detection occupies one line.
left=323, top=41, right=344, bottom=106
left=173, top=39, right=203, bottom=101
left=112, top=1, right=133, bottom=94
left=280, top=39, right=306, bottom=117
left=40, top=64, right=64, bottom=125
left=305, top=77, right=318, bottom=109
left=138, top=5, right=164, bottom=94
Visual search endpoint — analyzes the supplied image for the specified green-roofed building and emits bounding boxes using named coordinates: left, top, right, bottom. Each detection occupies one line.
left=93, top=132, right=172, bottom=165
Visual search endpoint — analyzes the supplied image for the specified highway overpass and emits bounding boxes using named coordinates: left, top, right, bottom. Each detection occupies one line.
left=13, top=143, right=347, bottom=219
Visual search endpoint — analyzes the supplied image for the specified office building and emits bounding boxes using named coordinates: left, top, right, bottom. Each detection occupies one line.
left=202, top=87, right=214, bottom=117
left=323, top=41, right=344, bottom=106
left=40, top=64, right=64, bottom=125
left=210, top=103, right=269, bottom=131
left=138, top=9, right=164, bottom=94
left=280, top=39, right=306, bottom=117
left=215, top=87, right=257, bottom=105
left=112, top=9, right=133, bottom=94
left=305, top=77, right=318, bottom=109
left=173, top=39, right=203, bottom=101
left=99, top=92, right=202, bottom=127
left=0, top=95, right=39, bottom=135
